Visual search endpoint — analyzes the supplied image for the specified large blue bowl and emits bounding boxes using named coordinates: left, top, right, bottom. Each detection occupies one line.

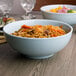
left=3, top=19, right=73, bottom=59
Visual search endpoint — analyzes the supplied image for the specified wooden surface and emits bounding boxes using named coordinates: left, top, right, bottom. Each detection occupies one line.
left=0, top=32, right=76, bottom=76
left=0, top=12, right=76, bottom=76
left=0, top=35, right=6, bottom=44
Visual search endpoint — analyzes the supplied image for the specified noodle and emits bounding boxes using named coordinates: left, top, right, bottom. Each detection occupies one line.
left=11, top=25, right=66, bottom=38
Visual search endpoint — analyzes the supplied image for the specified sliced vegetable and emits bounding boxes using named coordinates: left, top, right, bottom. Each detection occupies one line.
left=0, top=19, right=3, bottom=25
left=22, top=29, right=26, bottom=32
left=67, top=10, right=76, bottom=13
left=7, top=18, right=15, bottom=21
left=3, top=17, right=7, bottom=22
left=21, top=25, right=32, bottom=29
left=38, top=25, right=42, bottom=28
left=48, top=6, right=76, bottom=13
left=59, top=25, right=63, bottom=28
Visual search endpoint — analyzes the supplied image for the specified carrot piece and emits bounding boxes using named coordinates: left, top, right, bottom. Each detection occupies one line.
left=50, top=9, right=57, bottom=13
left=58, top=6, right=62, bottom=10
left=38, top=25, right=42, bottom=28
left=7, top=18, right=14, bottom=20
left=21, top=25, right=32, bottom=29
left=59, top=25, right=63, bottom=28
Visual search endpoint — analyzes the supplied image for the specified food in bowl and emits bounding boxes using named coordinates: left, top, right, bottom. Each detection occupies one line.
left=12, top=24, right=66, bottom=38
left=40, top=4, right=76, bottom=25
left=3, top=19, right=73, bottom=59
left=47, top=6, right=76, bottom=13
left=0, top=17, right=15, bottom=27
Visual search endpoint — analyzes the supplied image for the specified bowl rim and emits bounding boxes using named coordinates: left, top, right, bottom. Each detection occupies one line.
left=40, top=4, right=76, bottom=15
left=3, top=19, right=73, bottom=40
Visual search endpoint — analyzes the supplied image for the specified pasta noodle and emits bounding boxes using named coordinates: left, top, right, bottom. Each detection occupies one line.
left=11, top=25, right=66, bottom=38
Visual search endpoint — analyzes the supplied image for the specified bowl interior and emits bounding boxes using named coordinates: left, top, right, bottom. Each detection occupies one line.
left=41, top=4, right=76, bottom=12
left=3, top=19, right=72, bottom=35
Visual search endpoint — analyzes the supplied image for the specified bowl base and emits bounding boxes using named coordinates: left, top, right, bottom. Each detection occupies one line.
left=27, top=54, right=54, bottom=59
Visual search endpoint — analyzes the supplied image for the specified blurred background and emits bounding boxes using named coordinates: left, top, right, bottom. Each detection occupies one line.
left=12, top=0, right=76, bottom=14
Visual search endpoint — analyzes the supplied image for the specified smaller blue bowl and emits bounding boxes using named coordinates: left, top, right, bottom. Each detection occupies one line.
left=40, top=4, right=76, bottom=25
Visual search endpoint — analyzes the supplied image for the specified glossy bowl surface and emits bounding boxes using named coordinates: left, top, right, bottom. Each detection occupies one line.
left=3, top=19, right=73, bottom=59
left=40, top=4, right=76, bottom=25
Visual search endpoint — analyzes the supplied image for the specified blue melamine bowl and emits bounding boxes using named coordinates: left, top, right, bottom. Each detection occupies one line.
left=3, top=19, right=73, bottom=59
